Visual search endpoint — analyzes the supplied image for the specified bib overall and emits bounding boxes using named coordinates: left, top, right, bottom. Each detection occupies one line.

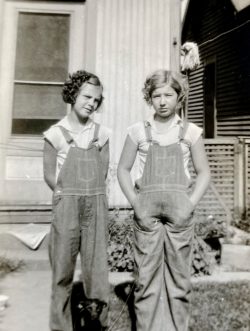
left=49, top=124, right=109, bottom=331
left=133, top=121, right=194, bottom=331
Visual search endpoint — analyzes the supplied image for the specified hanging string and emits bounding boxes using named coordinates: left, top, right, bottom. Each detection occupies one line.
left=199, top=20, right=250, bottom=48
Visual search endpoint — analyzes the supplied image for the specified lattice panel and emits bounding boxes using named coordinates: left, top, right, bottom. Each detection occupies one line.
left=189, top=139, right=236, bottom=226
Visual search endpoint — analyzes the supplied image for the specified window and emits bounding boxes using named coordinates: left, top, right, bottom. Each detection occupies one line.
left=12, top=12, right=70, bottom=135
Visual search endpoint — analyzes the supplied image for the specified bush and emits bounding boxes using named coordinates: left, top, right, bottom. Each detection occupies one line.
left=0, top=256, right=25, bottom=278
left=108, top=212, right=134, bottom=272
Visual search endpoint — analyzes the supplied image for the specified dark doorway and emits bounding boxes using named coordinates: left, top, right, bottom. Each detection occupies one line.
left=204, top=62, right=216, bottom=138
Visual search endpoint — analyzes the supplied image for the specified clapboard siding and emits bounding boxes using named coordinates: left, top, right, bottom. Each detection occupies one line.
left=182, top=0, right=250, bottom=137
left=186, top=67, right=204, bottom=128
left=95, top=0, right=179, bottom=207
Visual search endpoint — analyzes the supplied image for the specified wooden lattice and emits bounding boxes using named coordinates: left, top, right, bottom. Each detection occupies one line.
left=189, top=139, right=237, bottom=237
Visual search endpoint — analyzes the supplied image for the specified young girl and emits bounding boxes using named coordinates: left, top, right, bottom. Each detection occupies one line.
left=43, top=70, right=111, bottom=331
left=117, top=70, right=211, bottom=331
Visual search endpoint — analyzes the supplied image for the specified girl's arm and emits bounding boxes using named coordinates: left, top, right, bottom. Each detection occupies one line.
left=43, top=139, right=57, bottom=191
left=100, top=140, right=110, bottom=179
left=117, top=135, right=138, bottom=206
left=189, top=136, right=211, bottom=207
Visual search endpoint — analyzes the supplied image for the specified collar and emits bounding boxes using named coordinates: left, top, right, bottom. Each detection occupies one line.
left=147, top=113, right=184, bottom=131
left=54, top=115, right=94, bottom=133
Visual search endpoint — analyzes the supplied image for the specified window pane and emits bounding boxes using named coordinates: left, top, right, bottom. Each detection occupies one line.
left=12, top=119, right=60, bottom=135
left=13, top=84, right=67, bottom=119
left=15, top=12, right=70, bottom=82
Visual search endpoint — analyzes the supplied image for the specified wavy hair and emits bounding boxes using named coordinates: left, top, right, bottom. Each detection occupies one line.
left=142, top=70, right=188, bottom=112
left=62, top=70, right=103, bottom=107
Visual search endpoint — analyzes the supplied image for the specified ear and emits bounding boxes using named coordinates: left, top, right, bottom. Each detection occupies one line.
left=102, top=302, right=107, bottom=308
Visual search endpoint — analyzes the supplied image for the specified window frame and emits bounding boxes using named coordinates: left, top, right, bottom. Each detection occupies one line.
left=0, top=1, right=86, bottom=144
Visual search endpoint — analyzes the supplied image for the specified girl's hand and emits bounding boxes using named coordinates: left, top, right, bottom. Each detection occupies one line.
left=134, top=216, right=160, bottom=232
left=132, top=195, right=160, bottom=231
left=174, top=200, right=194, bottom=222
left=131, top=194, right=144, bottom=219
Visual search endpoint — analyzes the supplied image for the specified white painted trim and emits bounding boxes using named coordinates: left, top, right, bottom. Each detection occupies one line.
left=230, top=0, right=250, bottom=11
left=0, top=1, right=86, bottom=199
left=181, top=0, right=190, bottom=24
left=14, top=81, right=64, bottom=85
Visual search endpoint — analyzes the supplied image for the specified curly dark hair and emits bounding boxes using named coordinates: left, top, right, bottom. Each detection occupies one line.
left=142, top=70, right=188, bottom=112
left=62, top=70, right=103, bottom=107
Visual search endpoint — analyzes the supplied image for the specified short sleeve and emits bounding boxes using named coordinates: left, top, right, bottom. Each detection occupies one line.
left=98, top=125, right=112, bottom=147
left=43, top=126, right=64, bottom=151
left=185, top=122, right=203, bottom=146
left=127, top=122, right=145, bottom=146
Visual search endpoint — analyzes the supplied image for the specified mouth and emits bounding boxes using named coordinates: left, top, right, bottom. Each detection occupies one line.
left=84, top=108, right=93, bottom=113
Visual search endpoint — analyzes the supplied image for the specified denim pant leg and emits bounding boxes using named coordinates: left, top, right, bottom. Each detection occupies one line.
left=133, top=222, right=170, bottom=331
left=162, top=192, right=195, bottom=331
left=49, top=196, right=80, bottom=331
left=79, top=195, right=109, bottom=327
left=163, top=224, right=194, bottom=331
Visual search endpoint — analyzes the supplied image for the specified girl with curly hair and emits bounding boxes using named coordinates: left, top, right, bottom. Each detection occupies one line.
left=118, top=69, right=211, bottom=331
left=43, top=70, right=111, bottom=331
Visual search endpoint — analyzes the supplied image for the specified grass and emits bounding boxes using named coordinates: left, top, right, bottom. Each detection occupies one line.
left=190, top=280, right=250, bottom=331
left=108, top=279, right=250, bottom=331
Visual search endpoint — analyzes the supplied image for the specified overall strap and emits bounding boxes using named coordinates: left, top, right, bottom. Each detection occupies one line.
left=58, top=126, right=78, bottom=147
left=88, top=123, right=100, bottom=147
left=144, top=121, right=153, bottom=143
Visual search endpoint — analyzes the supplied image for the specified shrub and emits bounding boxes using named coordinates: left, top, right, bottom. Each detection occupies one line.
left=0, top=256, right=25, bottom=278
left=108, top=213, right=134, bottom=272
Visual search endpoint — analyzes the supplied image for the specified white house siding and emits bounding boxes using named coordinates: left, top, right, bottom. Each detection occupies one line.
left=95, top=0, right=180, bottom=206
left=0, top=0, right=180, bottom=212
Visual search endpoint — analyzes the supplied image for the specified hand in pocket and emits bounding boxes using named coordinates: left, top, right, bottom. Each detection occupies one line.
left=132, top=195, right=145, bottom=221
left=135, top=216, right=160, bottom=232
left=175, top=197, right=195, bottom=222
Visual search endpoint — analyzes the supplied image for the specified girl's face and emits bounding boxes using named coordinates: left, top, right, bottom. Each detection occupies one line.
left=72, top=82, right=102, bottom=120
left=151, top=84, right=178, bottom=120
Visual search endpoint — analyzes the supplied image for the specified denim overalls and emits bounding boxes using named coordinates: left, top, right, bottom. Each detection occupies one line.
left=133, top=121, right=194, bottom=331
left=49, top=124, right=109, bottom=331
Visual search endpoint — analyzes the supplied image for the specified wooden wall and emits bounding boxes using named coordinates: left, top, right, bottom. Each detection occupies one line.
left=182, top=0, right=250, bottom=137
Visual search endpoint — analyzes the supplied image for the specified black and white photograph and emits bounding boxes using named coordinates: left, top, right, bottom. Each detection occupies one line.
left=0, top=0, right=249, bottom=330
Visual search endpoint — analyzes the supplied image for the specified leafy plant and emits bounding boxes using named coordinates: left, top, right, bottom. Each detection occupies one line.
left=108, top=213, right=134, bottom=272
left=0, top=255, right=25, bottom=278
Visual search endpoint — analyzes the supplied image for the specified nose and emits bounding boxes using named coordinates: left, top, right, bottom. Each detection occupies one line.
left=160, top=95, right=167, bottom=106
left=87, top=98, right=95, bottom=108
